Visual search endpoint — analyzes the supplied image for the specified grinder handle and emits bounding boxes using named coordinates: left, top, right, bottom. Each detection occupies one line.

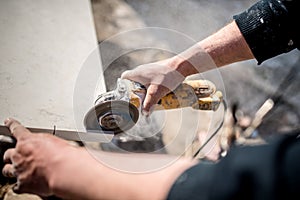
left=155, top=80, right=223, bottom=111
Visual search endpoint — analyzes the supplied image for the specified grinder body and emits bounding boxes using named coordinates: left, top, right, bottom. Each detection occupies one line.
left=84, top=79, right=223, bottom=134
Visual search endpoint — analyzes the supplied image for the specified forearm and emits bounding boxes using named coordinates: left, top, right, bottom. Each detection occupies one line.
left=49, top=148, right=198, bottom=200
left=49, top=147, right=132, bottom=200
left=169, top=21, right=254, bottom=76
left=198, top=21, right=254, bottom=67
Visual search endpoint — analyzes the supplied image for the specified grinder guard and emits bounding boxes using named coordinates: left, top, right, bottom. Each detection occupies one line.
left=84, top=79, right=144, bottom=134
left=84, top=100, right=139, bottom=134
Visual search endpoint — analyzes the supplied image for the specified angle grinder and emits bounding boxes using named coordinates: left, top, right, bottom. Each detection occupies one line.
left=84, top=78, right=223, bottom=134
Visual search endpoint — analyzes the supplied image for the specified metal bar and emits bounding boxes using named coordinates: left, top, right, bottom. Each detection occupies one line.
left=0, top=125, right=113, bottom=143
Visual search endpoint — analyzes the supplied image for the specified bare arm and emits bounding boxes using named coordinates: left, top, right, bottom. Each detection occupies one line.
left=170, top=20, right=255, bottom=77
left=52, top=150, right=197, bottom=200
left=122, top=20, right=255, bottom=112
left=2, top=118, right=197, bottom=200
left=199, top=21, right=255, bottom=67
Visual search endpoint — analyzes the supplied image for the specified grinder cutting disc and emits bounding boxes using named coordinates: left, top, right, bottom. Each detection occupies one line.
left=83, top=100, right=139, bottom=134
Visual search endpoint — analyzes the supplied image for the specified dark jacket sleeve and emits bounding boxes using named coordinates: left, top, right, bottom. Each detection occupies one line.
left=233, top=0, right=300, bottom=64
left=167, top=132, right=300, bottom=200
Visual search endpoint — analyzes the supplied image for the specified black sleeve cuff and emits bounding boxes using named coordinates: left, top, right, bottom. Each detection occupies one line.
left=167, top=161, right=216, bottom=200
left=233, top=0, right=299, bottom=64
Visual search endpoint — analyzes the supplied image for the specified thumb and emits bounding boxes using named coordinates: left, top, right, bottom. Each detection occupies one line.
left=121, top=70, right=141, bottom=81
left=121, top=70, right=150, bottom=86
left=120, top=70, right=132, bottom=79
left=4, top=118, right=31, bottom=140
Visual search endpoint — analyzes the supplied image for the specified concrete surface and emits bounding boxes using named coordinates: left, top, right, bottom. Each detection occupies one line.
left=0, top=0, right=106, bottom=198
left=0, top=0, right=106, bottom=132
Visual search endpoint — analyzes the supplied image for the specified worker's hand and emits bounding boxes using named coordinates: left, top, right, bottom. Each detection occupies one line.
left=1, top=118, right=76, bottom=197
left=121, top=58, right=185, bottom=113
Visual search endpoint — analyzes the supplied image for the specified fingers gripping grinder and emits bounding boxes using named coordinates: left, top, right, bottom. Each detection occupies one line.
left=84, top=79, right=223, bottom=134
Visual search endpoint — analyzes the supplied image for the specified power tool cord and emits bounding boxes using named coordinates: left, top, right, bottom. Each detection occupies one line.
left=193, top=59, right=299, bottom=159
left=193, top=99, right=227, bottom=158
